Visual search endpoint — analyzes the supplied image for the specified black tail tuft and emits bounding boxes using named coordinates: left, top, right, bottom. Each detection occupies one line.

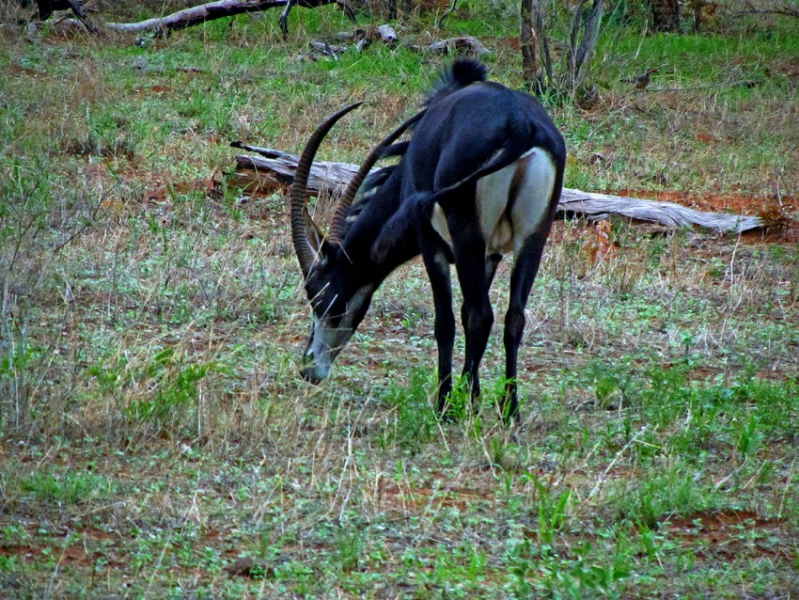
left=448, top=58, right=488, bottom=86
left=424, top=59, right=488, bottom=107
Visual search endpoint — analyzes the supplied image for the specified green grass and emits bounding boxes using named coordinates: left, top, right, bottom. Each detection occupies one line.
left=0, top=1, right=798, bottom=597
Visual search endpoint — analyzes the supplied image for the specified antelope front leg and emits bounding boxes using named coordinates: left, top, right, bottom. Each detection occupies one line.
left=420, top=236, right=455, bottom=416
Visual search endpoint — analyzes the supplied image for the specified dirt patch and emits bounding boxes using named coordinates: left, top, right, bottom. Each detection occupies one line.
left=772, top=58, right=799, bottom=80
left=377, top=481, right=490, bottom=513
left=144, top=176, right=224, bottom=205
left=609, top=188, right=799, bottom=244
left=0, top=525, right=129, bottom=569
left=610, top=188, right=794, bottom=216
left=660, top=509, right=794, bottom=562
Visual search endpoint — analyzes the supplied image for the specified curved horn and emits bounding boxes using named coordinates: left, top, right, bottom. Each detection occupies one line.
left=327, top=109, right=426, bottom=244
left=290, top=102, right=363, bottom=278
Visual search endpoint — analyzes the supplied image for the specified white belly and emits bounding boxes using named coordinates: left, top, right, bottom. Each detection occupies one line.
left=430, top=148, right=557, bottom=257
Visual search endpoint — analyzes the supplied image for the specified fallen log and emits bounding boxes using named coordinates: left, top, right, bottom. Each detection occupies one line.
left=105, top=0, right=355, bottom=35
left=230, top=143, right=764, bottom=234
left=309, top=33, right=490, bottom=58
left=376, top=24, right=398, bottom=46
left=409, top=36, right=489, bottom=57
left=556, top=190, right=762, bottom=233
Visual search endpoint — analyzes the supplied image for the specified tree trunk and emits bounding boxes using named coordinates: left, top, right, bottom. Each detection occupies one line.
left=651, top=0, right=680, bottom=32
left=520, top=0, right=539, bottom=87
left=566, top=0, right=603, bottom=93
left=520, top=0, right=552, bottom=93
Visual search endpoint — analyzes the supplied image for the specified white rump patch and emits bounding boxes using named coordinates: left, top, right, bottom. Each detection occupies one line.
left=478, top=148, right=557, bottom=255
left=429, top=148, right=557, bottom=258
left=430, top=203, right=453, bottom=249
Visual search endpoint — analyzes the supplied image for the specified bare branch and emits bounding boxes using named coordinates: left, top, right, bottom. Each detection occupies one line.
left=105, top=0, right=355, bottom=35
left=741, top=1, right=799, bottom=18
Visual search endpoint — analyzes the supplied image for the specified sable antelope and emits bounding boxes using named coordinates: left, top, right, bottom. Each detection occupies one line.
left=290, top=59, right=566, bottom=421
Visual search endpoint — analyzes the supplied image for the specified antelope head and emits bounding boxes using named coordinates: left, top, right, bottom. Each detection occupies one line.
left=289, top=103, right=421, bottom=383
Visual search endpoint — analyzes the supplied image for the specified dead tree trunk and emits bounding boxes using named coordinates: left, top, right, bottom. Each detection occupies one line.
left=520, top=0, right=540, bottom=88
left=230, top=143, right=764, bottom=234
left=651, top=0, right=680, bottom=31
left=566, top=0, right=603, bottom=94
left=105, top=0, right=355, bottom=36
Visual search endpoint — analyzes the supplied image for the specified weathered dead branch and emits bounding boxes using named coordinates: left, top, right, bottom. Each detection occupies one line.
left=230, top=144, right=764, bottom=234
left=742, top=1, right=799, bottom=18
left=105, top=0, right=355, bottom=35
left=376, top=24, right=398, bottom=45
left=308, top=31, right=488, bottom=58
left=410, top=36, right=489, bottom=57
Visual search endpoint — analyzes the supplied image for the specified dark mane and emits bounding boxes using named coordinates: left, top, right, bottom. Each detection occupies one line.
left=348, top=60, right=488, bottom=228
left=424, top=58, right=488, bottom=107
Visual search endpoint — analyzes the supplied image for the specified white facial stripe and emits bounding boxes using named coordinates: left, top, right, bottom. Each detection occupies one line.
left=306, top=284, right=375, bottom=379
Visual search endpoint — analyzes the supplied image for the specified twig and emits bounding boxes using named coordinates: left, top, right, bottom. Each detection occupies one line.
left=642, top=79, right=763, bottom=92
left=741, top=1, right=799, bottom=18
left=588, top=426, right=650, bottom=501
left=435, top=0, right=458, bottom=28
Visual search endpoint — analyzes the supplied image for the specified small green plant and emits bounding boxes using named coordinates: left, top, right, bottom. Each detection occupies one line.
left=586, top=360, right=634, bottom=410
left=617, top=467, right=707, bottom=529
left=18, top=470, right=113, bottom=505
left=334, top=524, right=362, bottom=573
left=383, top=367, right=439, bottom=451
left=737, top=413, right=762, bottom=459
left=523, top=473, right=572, bottom=554
left=129, top=349, right=213, bottom=426
left=443, top=375, right=473, bottom=422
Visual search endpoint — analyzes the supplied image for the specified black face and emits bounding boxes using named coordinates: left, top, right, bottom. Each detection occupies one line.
left=299, top=248, right=375, bottom=383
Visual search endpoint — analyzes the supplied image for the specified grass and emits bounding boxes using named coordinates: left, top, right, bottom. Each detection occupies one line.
left=1, top=1, right=798, bottom=597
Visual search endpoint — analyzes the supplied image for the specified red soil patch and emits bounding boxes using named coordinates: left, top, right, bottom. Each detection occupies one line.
left=660, top=509, right=793, bottom=561
left=378, top=481, right=489, bottom=513
left=0, top=527, right=121, bottom=568
left=773, top=59, right=799, bottom=80
left=609, top=189, right=799, bottom=244
left=610, top=188, right=795, bottom=216
left=144, top=177, right=223, bottom=205
left=132, top=85, right=172, bottom=96
left=8, top=64, right=44, bottom=77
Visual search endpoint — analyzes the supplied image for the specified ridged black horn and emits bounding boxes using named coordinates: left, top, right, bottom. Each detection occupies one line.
left=290, top=102, right=363, bottom=278
left=327, top=110, right=426, bottom=244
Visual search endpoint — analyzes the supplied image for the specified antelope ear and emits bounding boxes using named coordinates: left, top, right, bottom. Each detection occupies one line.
left=303, top=206, right=325, bottom=255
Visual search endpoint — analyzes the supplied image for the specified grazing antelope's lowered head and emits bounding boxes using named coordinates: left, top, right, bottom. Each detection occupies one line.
left=290, top=103, right=424, bottom=383
left=290, top=59, right=566, bottom=422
